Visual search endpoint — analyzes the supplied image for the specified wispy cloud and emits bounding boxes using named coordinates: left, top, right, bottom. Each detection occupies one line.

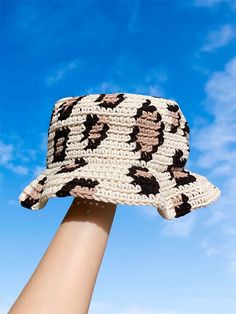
left=195, top=0, right=223, bottom=7
left=0, top=141, right=13, bottom=164
left=127, top=0, right=141, bottom=33
left=133, top=69, right=168, bottom=97
left=39, top=132, right=48, bottom=153
left=0, top=132, right=47, bottom=177
left=33, top=165, right=46, bottom=177
left=136, top=205, right=158, bottom=218
left=195, top=0, right=236, bottom=10
left=0, top=140, right=28, bottom=175
left=85, top=81, right=123, bottom=94
left=4, top=163, right=29, bottom=175
left=84, top=61, right=169, bottom=97
left=191, top=56, right=236, bottom=275
left=0, top=296, right=13, bottom=314
left=89, top=299, right=235, bottom=314
left=113, top=306, right=178, bottom=314
left=89, top=302, right=179, bottom=314
left=200, top=24, right=235, bottom=52
left=191, top=56, right=236, bottom=175
left=160, top=212, right=197, bottom=238
left=46, top=59, right=80, bottom=86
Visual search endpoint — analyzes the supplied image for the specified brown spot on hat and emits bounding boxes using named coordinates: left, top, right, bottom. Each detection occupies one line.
left=95, top=93, right=126, bottom=108
left=52, top=126, right=71, bottom=163
left=127, top=99, right=165, bottom=162
left=56, top=157, right=88, bottom=174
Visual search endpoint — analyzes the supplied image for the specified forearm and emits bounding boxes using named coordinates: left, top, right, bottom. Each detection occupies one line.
left=9, top=197, right=116, bottom=314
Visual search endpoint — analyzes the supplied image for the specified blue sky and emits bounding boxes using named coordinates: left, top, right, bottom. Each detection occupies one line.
left=1, top=0, right=236, bottom=313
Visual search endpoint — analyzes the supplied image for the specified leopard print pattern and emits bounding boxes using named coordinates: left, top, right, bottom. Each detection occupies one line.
left=19, top=92, right=221, bottom=219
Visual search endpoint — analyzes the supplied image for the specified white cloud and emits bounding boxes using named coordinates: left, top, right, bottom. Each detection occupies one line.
left=131, top=67, right=168, bottom=97
left=0, top=134, right=45, bottom=177
left=0, top=296, right=12, bottom=314
left=195, top=0, right=236, bottom=9
left=228, top=260, right=236, bottom=275
left=84, top=79, right=164, bottom=97
left=199, top=214, right=236, bottom=275
left=33, top=165, right=45, bottom=177
left=223, top=225, right=236, bottom=275
left=89, top=301, right=113, bottom=314
left=200, top=238, right=222, bottom=256
left=85, top=81, right=123, bottom=94
left=160, top=212, right=197, bottom=238
left=126, top=0, right=140, bottom=33
left=5, top=163, right=29, bottom=175
left=0, top=140, right=29, bottom=175
left=0, top=141, right=14, bottom=164
left=46, top=59, right=79, bottom=86
left=89, top=299, right=235, bottom=314
left=195, top=0, right=225, bottom=7
left=191, top=56, right=236, bottom=175
left=8, top=199, right=18, bottom=206
left=39, top=132, right=48, bottom=152
left=89, top=302, right=179, bottom=314
left=113, top=306, right=178, bottom=314
left=204, top=56, right=236, bottom=114
left=85, top=63, right=169, bottom=98
left=191, top=56, right=236, bottom=275
left=135, top=205, right=159, bottom=218
left=203, top=176, right=236, bottom=227
left=134, top=84, right=164, bottom=97
left=200, top=24, right=235, bottom=52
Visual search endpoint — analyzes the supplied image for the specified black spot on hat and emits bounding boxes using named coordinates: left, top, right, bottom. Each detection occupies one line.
left=80, top=114, right=110, bottom=150
left=57, top=95, right=87, bottom=121
left=21, top=197, right=39, bottom=209
left=127, top=165, right=160, bottom=196
left=174, top=193, right=192, bottom=218
left=56, top=177, right=99, bottom=197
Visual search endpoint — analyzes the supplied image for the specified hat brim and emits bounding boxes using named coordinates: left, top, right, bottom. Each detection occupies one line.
left=18, top=161, right=221, bottom=220
left=155, top=169, right=221, bottom=220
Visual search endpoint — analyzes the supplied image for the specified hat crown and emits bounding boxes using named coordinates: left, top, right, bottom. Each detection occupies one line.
left=46, top=93, right=190, bottom=174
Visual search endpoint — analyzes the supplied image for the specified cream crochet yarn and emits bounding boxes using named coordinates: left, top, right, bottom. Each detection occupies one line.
left=18, top=92, right=221, bottom=220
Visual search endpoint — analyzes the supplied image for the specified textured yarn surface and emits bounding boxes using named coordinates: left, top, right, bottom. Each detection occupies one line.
left=18, top=92, right=221, bottom=220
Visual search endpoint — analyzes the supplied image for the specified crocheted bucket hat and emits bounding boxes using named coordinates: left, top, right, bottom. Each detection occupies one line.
left=18, top=92, right=221, bottom=220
